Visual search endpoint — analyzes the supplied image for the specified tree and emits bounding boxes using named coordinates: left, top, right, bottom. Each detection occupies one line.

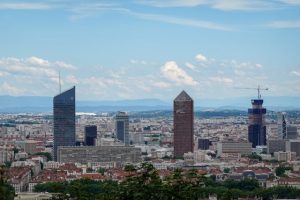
left=247, top=153, right=262, bottom=161
left=86, top=168, right=93, bottom=173
left=124, top=164, right=136, bottom=172
left=0, top=166, right=15, bottom=200
left=223, top=168, right=230, bottom=173
left=97, top=168, right=106, bottom=175
left=275, top=166, right=292, bottom=177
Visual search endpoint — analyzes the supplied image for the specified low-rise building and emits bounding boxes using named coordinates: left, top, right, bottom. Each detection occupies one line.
left=274, top=151, right=296, bottom=162
left=57, top=146, right=142, bottom=167
left=217, top=141, right=252, bottom=157
left=0, top=148, right=14, bottom=164
left=8, top=167, right=31, bottom=193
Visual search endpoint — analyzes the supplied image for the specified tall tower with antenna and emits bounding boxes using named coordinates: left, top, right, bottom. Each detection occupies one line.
left=247, top=86, right=268, bottom=148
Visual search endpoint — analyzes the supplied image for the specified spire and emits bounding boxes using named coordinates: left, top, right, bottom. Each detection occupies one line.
left=174, top=90, right=193, bottom=101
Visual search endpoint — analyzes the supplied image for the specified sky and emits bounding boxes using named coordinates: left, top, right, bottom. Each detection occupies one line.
left=0, top=0, right=300, bottom=101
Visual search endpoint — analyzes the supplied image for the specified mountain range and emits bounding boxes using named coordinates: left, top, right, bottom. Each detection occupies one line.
left=0, top=95, right=300, bottom=113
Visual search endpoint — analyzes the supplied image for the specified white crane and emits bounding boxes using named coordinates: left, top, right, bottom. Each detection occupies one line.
left=235, top=85, right=269, bottom=99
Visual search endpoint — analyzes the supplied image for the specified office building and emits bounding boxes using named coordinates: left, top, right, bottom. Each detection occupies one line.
left=173, top=90, right=194, bottom=158
left=115, top=112, right=129, bottom=145
left=57, top=146, right=142, bottom=166
left=286, top=140, right=300, bottom=156
left=198, top=138, right=210, bottom=150
left=274, top=151, right=295, bottom=162
left=85, top=125, right=97, bottom=146
left=267, top=139, right=286, bottom=154
left=217, top=141, right=252, bottom=156
left=277, top=112, right=287, bottom=139
left=248, top=99, right=267, bottom=148
left=24, top=140, right=43, bottom=155
left=53, top=86, right=76, bottom=161
left=287, top=126, right=298, bottom=140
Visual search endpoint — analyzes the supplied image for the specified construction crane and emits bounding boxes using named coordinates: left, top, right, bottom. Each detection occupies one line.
left=234, top=85, right=269, bottom=99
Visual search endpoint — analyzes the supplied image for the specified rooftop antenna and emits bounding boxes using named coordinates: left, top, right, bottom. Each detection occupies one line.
left=59, top=71, right=62, bottom=94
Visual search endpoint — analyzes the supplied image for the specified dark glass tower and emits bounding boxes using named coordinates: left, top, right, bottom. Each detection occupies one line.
left=115, top=112, right=129, bottom=145
left=53, top=86, right=76, bottom=161
left=248, top=99, right=267, bottom=148
left=85, top=125, right=97, bottom=146
left=173, top=90, right=194, bottom=158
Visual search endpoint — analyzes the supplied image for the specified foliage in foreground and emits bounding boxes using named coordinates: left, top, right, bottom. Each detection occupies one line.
left=33, top=163, right=300, bottom=200
left=0, top=166, right=15, bottom=200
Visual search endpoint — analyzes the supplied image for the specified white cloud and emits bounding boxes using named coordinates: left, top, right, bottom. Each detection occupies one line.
left=234, top=70, right=246, bottom=76
left=279, top=0, right=300, bottom=5
left=0, top=71, right=9, bottom=77
left=65, top=75, right=80, bottom=85
left=132, top=12, right=232, bottom=31
left=55, top=61, right=77, bottom=70
left=137, top=0, right=208, bottom=7
left=0, top=3, right=50, bottom=10
left=195, top=53, right=208, bottom=62
left=0, top=56, right=76, bottom=79
left=161, top=61, right=198, bottom=86
left=137, top=0, right=280, bottom=11
left=268, top=20, right=300, bottom=28
left=223, top=60, right=263, bottom=69
left=130, top=59, right=147, bottom=65
left=210, top=76, right=233, bottom=84
left=0, top=82, right=26, bottom=95
left=185, top=62, right=196, bottom=70
left=27, top=56, right=50, bottom=66
left=255, top=63, right=263, bottom=68
left=291, top=70, right=300, bottom=76
left=212, top=0, right=278, bottom=11
left=152, top=81, right=171, bottom=88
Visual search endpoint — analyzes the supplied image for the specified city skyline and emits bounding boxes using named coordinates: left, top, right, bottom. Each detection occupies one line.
left=0, top=0, right=300, bottom=101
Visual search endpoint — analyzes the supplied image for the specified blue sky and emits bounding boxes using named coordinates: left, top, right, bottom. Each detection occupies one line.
left=0, top=0, right=300, bottom=101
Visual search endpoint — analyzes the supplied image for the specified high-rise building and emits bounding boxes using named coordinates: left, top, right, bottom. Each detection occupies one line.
left=248, top=99, right=267, bottom=148
left=267, top=139, right=286, bottom=154
left=173, top=90, right=194, bottom=158
left=277, top=112, right=287, bottom=139
left=287, top=126, right=298, bottom=140
left=286, top=140, right=300, bottom=156
left=85, top=125, right=97, bottom=146
left=53, top=86, right=76, bottom=161
left=115, top=112, right=129, bottom=145
left=198, top=138, right=210, bottom=150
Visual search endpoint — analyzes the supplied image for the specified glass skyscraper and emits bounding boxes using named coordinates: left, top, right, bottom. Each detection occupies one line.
left=277, top=112, right=287, bottom=139
left=115, top=112, right=129, bottom=145
left=85, top=125, right=97, bottom=146
left=53, top=86, right=76, bottom=161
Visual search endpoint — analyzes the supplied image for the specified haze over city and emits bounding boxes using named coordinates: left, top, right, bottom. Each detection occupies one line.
left=0, top=0, right=300, bottom=101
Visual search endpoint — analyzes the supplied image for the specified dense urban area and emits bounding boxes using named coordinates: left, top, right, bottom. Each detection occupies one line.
left=1, top=88, right=300, bottom=200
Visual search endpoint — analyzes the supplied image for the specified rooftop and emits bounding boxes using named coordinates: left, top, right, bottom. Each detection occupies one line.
left=174, top=90, right=193, bottom=102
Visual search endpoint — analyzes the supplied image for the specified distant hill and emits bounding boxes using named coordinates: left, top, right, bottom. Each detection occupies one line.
left=0, top=95, right=299, bottom=113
